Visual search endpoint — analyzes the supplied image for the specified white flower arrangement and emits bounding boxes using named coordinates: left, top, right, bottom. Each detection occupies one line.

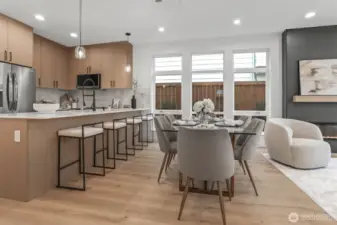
left=193, top=98, right=215, bottom=114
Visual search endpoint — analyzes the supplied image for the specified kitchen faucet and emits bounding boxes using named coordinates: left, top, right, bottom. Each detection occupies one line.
left=82, top=78, right=96, bottom=111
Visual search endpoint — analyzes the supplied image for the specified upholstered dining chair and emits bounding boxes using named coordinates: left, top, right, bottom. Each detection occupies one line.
left=177, top=127, right=235, bottom=225
left=165, top=114, right=176, bottom=124
left=238, top=115, right=252, bottom=128
left=154, top=116, right=177, bottom=183
left=165, top=115, right=178, bottom=142
left=234, top=118, right=265, bottom=196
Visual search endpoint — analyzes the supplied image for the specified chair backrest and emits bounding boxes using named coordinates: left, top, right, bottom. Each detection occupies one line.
left=238, top=115, right=252, bottom=128
left=269, top=118, right=323, bottom=140
left=165, top=114, right=176, bottom=124
left=178, top=127, right=235, bottom=181
left=239, top=118, right=265, bottom=160
left=154, top=116, right=172, bottom=153
left=265, top=119, right=294, bottom=164
left=236, top=118, right=257, bottom=146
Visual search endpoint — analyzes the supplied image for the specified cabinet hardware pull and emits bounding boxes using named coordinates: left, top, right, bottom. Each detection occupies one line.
left=56, top=81, right=58, bottom=88
left=4, top=51, right=7, bottom=61
left=9, top=52, right=12, bottom=61
left=38, top=77, right=41, bottom=86
left=110, top=80, right=112, bottom=87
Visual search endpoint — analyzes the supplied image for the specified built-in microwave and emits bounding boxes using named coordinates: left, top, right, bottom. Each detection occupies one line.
left=77, top=74, right=101, bottom=89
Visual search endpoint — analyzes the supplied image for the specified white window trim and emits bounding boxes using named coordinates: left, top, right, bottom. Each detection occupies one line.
left=234, top=68, right=267, bottom=73
left=191, top=52, right=225, bottom=113
left=152, top=54, right=183, bottom=112
left=151, top=49, right=271, bottom=119
left=233, top=49, right=270, bottom=117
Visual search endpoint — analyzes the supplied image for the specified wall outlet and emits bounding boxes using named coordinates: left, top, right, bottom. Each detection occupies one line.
left=14, top=130, right=20, bottom=143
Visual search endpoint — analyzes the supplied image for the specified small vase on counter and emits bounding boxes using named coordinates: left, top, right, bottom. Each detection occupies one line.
left=131, top=95, right=137, bottom=109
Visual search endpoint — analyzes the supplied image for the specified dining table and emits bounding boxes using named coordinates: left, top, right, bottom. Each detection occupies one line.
left=162, top=119, right=257, bottom=197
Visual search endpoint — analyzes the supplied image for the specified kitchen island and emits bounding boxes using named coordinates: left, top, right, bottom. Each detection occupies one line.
left=0, top=108, right=150, bottom=201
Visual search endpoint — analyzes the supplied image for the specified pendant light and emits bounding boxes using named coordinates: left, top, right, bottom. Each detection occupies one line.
left=124, top=32, right=131, bottom=73
left=75, top=0, right=86, bottom=59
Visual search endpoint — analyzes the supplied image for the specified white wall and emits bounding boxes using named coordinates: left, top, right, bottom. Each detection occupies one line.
left=133, top=33, right=282, bottom=118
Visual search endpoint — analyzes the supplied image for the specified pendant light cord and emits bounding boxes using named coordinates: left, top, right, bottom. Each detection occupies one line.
left=79, top=0, right=82, bottom=47
left=125, top=33, right=131, bottom=68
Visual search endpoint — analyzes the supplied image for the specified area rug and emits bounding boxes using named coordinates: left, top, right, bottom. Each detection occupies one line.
left=261, top=152, right=337, bottom=221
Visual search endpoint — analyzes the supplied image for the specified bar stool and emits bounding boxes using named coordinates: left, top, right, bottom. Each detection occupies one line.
left=141, top=113, right=154, bottom=145
left=112, top=118, right=129, bottom=161
left=126, top=115, right=143, bottom=154
left=94, top=118, right=128, bottom=166
left=57, top=122, right=105, bottom=191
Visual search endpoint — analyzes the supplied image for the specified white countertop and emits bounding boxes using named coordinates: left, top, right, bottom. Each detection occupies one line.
left=0, top=108, right=150, bottom=120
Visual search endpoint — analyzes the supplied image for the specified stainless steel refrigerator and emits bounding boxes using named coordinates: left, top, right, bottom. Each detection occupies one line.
left=0, top=62, right=36, bottom=113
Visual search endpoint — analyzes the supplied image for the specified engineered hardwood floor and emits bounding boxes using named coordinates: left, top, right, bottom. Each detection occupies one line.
left=0, top=143, right=334, bottom=225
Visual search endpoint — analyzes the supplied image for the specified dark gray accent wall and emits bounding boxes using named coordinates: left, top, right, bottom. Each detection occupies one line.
left=282, top=26, right=337, bottom=123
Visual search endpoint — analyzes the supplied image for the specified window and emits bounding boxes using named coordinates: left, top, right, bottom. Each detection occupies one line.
left=154, top=56, right=182, bottom=110
left=192, top=53, right=224, bottom=112
left=233, top=51, right=267, bottom=112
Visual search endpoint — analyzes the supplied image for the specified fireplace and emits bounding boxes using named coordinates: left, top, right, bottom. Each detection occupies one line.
left=314, top=122, right=337, bottom=154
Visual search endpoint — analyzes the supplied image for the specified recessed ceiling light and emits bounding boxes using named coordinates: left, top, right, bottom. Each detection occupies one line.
left=158, top=27, right=165, bottom=32
left=70, top=33, right=78, bottom=38
left=233, top=19, right=241, bottom=25
left=34, top=14, right=45, bottom=21
left=305, top=12, right=316, bottom=19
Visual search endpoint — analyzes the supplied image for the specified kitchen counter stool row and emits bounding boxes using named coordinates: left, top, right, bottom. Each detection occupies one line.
left=56, top=113, right=154, bottom=191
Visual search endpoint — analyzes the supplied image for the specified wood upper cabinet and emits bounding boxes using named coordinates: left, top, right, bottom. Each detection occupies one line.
left=40, top=38, right=56, bottom=88
left=0, top=14, right=33, bottom=67
left=88, top=45, right=102, bottom=74
left=100, top=46, right=114, bottom=89
left=6, top=17, right=33, bottom=67
left=68, top=48, right=79, bottom=90
left=33, top=35, right=41, bottom=87
left=55, top=46, right=68, bottom=89
left=111, top=43, right=132, bottom=89
left=66, top=42, right=133, bottom=90
left=0, top=15, right=8, bottom=62
left=34, top=35, right=69, bottom=89
left=98, top=42, right=133, bottom=89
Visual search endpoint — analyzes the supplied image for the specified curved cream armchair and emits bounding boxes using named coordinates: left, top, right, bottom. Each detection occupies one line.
left=264, top=118, right=331, bottom=169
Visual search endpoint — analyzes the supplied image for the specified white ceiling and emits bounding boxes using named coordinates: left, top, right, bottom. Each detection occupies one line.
left=1, top=0, right=337, bottom=46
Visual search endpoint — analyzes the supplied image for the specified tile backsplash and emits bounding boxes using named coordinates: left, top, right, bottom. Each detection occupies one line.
left=69, top=89, right=133, bottom=108
left=36, top=88, right=67, bottom=102
left=36, top=88, right=134, bottom=108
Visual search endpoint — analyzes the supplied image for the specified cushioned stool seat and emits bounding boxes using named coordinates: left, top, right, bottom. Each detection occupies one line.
left=58, top=127, right=104, bottom=138
left=57, top=123, right=105, bottom=191
left=102, top=122, right=127, bottom=130
left=142, top=116, right=154, bottom=121
left=127, top=118, right=142, bottom=124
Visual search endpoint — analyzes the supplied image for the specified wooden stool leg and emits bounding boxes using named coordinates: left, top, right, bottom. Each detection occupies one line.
left=217, top=181, right=227, bottom=225
left=239, top=160, right=246, bottom=175
left=158, top=153, right=168, bottom=183
left=225, top=179, right=231, bottom=201
left=178, top=177, right=191, bottom=220
left=244, top=160, right=259, bottom=196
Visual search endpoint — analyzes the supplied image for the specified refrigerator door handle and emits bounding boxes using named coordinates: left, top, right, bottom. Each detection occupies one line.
left=13, top=72, right=18, bottom=111
left=6, top=72, right=12, bottom=112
